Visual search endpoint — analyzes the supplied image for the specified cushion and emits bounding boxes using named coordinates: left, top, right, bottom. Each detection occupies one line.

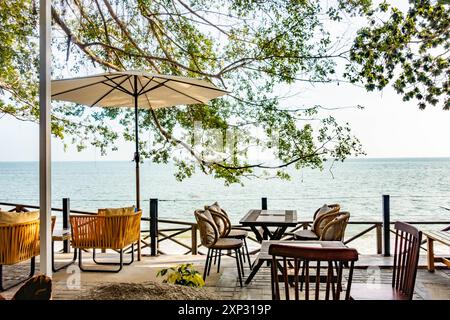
left=312, top=204, right=336, bottom=235
left=227, top=229, right=248, bottom=238
left=294, top=229, right=319, bottom=240
left=212, top=238, right=242, bottom=250
left=208, top=202, right=228, bottom=217
left=0, top=210, right=39, bottom=224
left=196, top=209, right=217, bottom=245
left=205, top=203, right=229, bottom=236
left=101, top=206, right=136, bottom=216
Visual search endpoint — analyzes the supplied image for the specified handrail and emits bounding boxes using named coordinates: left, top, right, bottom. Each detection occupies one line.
left=2, top=200, right=449, bottom=257
left=0, top=201, right=96, bottom=215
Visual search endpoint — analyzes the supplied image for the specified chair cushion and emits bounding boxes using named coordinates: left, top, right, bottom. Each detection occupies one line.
left=101, top=206, right=136, bottom=216
left=197, top=209, right=218, bottom=245
left=205, top=204, right=227, bottom=236
left=226, top=229, right=248, bottom=239
left=211, top=238, right=243, bottom=249
left=0, top=210, right=39, bottom=224
left=293, top=229, right=319, bottom=240
left=207, top=202, right=228, bottom=216
left=312, top=204, right=338, bottom=236
left=315, top=204, right=333, bottom=219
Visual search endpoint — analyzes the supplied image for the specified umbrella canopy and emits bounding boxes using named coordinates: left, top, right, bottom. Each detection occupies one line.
left=51, top=71, right=228, bottom=209
left=52, top=70, right=227, bottom=109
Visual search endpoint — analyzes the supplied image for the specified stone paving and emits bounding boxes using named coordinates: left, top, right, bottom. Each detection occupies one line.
left=1, top=253, right=449, bottom=300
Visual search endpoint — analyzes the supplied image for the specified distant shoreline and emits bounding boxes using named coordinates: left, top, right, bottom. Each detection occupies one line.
left=1, top=157, right=450, bottom=163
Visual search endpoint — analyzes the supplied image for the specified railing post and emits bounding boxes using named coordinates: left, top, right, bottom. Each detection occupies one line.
left=191, top=225, right=198, bottom=255
left=62, top=198, right=70, bottom=253
left=376, top=223, right=382, bottom=255
left=262, top=197, right=267, bottom=210
left=383, top=194, right=391, bottom=256
left=150, top=198, right=158, bottom=256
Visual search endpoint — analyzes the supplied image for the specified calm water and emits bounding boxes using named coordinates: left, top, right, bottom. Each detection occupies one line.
left=1, top=158, right=449, bottom=226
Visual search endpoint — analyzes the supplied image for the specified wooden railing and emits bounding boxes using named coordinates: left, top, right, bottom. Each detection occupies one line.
left=1, top=196, right=449, bottom=257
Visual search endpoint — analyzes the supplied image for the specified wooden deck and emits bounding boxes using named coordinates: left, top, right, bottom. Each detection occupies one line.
left=1, top=252, right=449, bottom=300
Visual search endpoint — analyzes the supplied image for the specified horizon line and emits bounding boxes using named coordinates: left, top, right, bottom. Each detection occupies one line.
left=1, top=156, right=450, bottom=163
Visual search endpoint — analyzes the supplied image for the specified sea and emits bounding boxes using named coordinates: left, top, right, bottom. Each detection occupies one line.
left=1, top=158, right=449, bottom=253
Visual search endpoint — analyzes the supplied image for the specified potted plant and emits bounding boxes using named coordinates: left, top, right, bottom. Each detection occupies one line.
left=156, top=263, right=205, bottom=287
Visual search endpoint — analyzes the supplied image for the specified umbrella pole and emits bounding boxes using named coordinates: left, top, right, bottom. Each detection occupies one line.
left=134, top=76, right=142, bottom=260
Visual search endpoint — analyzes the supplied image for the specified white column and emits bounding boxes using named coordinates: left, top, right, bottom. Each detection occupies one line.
left=39, top=0, right=52, bottom=277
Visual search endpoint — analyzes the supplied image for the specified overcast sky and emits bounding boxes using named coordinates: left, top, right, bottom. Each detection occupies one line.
left=1, top=1, right=449, bottom=162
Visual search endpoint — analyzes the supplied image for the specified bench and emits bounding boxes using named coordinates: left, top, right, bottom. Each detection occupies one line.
left=423, top=230, right=450, bottom=272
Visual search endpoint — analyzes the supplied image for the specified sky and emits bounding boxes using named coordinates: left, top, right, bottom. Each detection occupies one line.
left=0, top=1, right=449, bottom=162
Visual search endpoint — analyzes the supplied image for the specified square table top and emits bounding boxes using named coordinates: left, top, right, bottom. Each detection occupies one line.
left=239, top=209, right=297, bottom=227
left=257, top=240, right=346, bottom=261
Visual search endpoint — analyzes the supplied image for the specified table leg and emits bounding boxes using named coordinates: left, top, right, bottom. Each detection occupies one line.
left=250, top=226, right=264, bottom=242
left=271, top=227, right=288, bottom=240
left=245, top=259, right=264, bottom=284
left=427, top=237, right=435, bottom=272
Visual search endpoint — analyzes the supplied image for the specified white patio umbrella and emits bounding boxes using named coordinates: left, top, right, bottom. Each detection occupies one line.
left=51, top=70, right=228, bottom=209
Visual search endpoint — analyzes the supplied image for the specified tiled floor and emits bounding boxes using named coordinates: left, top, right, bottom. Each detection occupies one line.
left=1, top=253, right=449, bottom=300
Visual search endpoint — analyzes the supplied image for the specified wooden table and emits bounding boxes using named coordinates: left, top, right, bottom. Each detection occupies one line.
left=240, top=209, right=297, bottom=242
left=245, top=240, right=346, bottom=284
left=422, top=230, right=450, bottom=272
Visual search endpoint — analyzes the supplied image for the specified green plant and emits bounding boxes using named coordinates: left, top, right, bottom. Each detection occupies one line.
left=156, top=263, right=205, bottom=288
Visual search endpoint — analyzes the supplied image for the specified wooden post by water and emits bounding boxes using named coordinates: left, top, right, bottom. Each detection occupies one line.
left=191, top=225, right=198, bottom=255
left=150, top=198, right=158, bottom=256
left=383, top=194, right=391, bottom=256
left=262, top=197, right=267, bottom=210
left=62, top=198, right=70, bottom=253
left=376, top=223, right=382, bottom=255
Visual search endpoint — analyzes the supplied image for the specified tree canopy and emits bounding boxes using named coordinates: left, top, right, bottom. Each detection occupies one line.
left=0, top=0, right=448, bottom=184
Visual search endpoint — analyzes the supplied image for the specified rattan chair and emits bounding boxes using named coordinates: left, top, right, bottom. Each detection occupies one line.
left=269, top=244, right=358, bottom=300
left=206, top=204, right=252, bottom=271
left=0, top=220, right=40, bottom=291
left=319, top=211, right=350, bottom=241
left=293, top=204, right=341, bottom=240
left=0, top=213, right=56, bottom=292
left=194, top=209, right=245, bottom=287
left=70, top=210, right=141, bottom=272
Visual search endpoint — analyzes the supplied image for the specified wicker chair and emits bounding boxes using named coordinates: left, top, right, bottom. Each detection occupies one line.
left=319, top=212, right=350, bottom=241
left=0, top=213, right=56, bottom=292
left=194, top=209, right=245, bottom=287
left=205, top=204, right=252, bottom=271
left=293, top=204, right=341, bottom=240
left=0, top=220, right=40, bottom=291
left=70, top=210, right=141, bottom=272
